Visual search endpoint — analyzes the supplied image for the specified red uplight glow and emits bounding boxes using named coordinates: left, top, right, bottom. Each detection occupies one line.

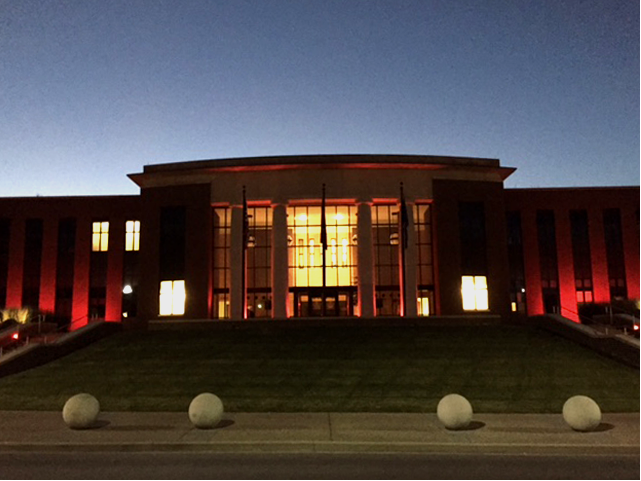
left=11, top=333, right=19, bottom=340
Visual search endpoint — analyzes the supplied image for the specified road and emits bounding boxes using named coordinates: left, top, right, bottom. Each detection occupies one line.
left=0, top=452, right=638, bottom=479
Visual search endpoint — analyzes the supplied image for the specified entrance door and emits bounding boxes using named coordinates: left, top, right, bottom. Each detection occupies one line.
left=292, top=288, right=356, bottom=317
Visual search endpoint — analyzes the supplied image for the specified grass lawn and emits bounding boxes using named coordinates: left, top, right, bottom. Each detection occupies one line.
left=0, top=325, right=637, bottom=413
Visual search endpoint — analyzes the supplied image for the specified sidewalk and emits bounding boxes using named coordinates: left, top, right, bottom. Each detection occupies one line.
left=0, top=411, right=638, bottom=455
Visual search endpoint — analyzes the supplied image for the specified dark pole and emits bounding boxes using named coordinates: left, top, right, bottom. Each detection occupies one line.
left=400, top=183, right=408, bottom=317
left=242, top=186, right=248, bottom=319
left=321, top=184, right=327, bottom=317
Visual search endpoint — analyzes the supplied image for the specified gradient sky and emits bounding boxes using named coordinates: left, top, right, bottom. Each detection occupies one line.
left=1, top=0, right=638, bottom=196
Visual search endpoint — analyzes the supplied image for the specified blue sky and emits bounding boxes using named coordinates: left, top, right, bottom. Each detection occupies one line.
left=1, top=0, right=638, bottom=196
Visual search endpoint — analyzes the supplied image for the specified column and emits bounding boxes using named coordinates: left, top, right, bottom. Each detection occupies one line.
left=621, top=206, right=640, bottom=300
left=71, top=217, right=91, bottom=329
left=521, top=208, right=543, bottom=316
left=588, top=207, right=609, bottom=304
left=555, top=209, right=578, bottom=321
left=5, top=218, right=25, bottom=308
left=38, top=218, right=58, bottom=313
left=401, top=202, right=419, bottom=317
left=230, top=205, right=245, bottom=320
left=357, top=201, right=375, bottom=318
left=271, top=203, right=289, bottom=319
left=105, top=218, right=125, bottom=322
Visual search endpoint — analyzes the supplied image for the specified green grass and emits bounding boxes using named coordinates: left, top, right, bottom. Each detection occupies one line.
left=0, top=325, right=637, bottom=413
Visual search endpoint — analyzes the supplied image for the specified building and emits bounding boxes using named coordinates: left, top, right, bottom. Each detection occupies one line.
left=0, top=154, right=637, bottom=328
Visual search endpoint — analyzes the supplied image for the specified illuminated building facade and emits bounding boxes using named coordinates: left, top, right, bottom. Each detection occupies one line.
left=0, top=155, right=637, bottom=328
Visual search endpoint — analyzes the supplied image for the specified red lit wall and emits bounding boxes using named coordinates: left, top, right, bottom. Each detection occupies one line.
left=505, top=187, right=640, bottom=320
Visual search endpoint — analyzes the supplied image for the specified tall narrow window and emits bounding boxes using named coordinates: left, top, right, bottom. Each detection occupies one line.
left=125, top=220, right=140, bottom=251
left=92, top=221, right=109, bottom=252
left=461, top=276, right=489, bottom=311
left=570, top=210, right=593, bottom=304
left=159, top=280, right=186, bottom=316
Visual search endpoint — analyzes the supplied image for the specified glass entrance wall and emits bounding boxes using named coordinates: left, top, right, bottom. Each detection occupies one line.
left=287, top=204, right=357, bottom=316
left=372, top=204, right=401, bottom=316
left=287, top=205, right=357, bottom=287
left=212, top=207, right=231, bottom=318
left=246, top=206, right=272, bottom=318
left=414, top=203, right=435, bottom=316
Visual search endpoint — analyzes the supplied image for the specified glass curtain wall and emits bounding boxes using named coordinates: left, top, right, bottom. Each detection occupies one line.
left=372, top=204, right=400, bottom=316
left=246, top=206, right=272, bottom=318
left=287, top=204, right=357, bottom=316
left=212, top=208, right=231, bottom=318
left=414, top=203, right=435, bottom=316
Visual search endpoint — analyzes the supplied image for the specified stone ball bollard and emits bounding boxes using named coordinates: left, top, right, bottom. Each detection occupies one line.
left=437, top=394, right=473, bottom=430
left=188, top=393, right=224, bottom=429
left=62, top=393, right=100, bottom=429
left=562, top=395, right=602, bottom=432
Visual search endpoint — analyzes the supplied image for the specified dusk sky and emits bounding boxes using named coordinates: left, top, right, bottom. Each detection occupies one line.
left=1, top=0, right=638, bottom=196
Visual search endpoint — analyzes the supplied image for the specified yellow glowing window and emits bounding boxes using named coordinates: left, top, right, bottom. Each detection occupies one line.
left=159, top=280, right=186, bottom=316
left=298, top=239, right=305, bottom=269
left=341, top=238, right=348, bottom=266
left=418, top=297, right=430, bottom=316
left=461, top=276, right=489, bottom=311
left=125, top=220, right=140, bottom=251
left=309, top=239, right=315, bottom=267
left=92, top=221, right=109, bottom=252
left=331, top=239, right=337, bottom=266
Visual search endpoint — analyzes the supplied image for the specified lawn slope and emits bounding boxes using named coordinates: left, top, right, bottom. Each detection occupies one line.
left=0, top=325, right=637, bottom=412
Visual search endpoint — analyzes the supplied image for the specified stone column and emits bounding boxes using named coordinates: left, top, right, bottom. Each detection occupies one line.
left=271, top=203, right=289, bottom=319
left=401, top=202, right=419, bottom=317
left=357, top=201, right=375, bottom=318
left=230, top=205, right=245, bottom=320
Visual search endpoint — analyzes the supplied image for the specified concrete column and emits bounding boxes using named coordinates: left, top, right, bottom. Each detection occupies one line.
left=71, top=217, right=91, bottom=329
left=6, top=218, right=25, bottom=308
left=403, top=202, right=419, bottom=317
left=230, top=206, right=245, bottom=320
left=521, top=208, right=543, bottom=316
left=105, top=218, right=125, bottom=322
left=271, top=203, right=289, bottom=319
left=38, top=218, right=58, bottom=313
left=588, top=207, right=609, bottom=304
left=357, top=201, right=375, bottom=318
left=555, top=209, right=578, bottom=321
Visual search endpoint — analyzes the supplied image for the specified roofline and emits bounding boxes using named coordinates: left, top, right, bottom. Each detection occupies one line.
left=140, top=153, right=503, bottom=174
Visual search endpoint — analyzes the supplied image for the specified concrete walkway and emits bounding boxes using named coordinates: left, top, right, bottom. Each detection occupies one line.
left=0, top=411, right=638, bottom=455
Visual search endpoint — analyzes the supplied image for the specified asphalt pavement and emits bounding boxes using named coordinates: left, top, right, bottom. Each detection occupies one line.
left=0, top=411, right=638, bottom=455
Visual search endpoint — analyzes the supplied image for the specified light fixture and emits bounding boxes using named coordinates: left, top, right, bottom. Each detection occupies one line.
left=390, top=233, right=399, bottom=245
left=247, top=235, right=256, bottom=247
left=123, top=285, right=133, bottom=294
left=334, top=213, right=344, bottom=221
left=298, top=214, right=308, bottom=222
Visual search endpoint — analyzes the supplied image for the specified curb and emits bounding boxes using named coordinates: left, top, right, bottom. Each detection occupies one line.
left=0, top=441, right=638, bottom=455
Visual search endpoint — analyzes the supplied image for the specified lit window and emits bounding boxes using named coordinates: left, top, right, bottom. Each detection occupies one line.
left=331, top=239, right=337, bottom=266
left=298, top=239, right=305, bottom=269
left=418, top=297, right=430, bottom=316
left=92, top=221, right=109, bottom=252
left=341, top=238, right=348, bottom=266
left=309, top=239, right=315, bottom=267
left=125, top=220, right=140, bottom=251
left=462, top=276, right=489, bottom=311
left=159, top=280, right=186, bottom=316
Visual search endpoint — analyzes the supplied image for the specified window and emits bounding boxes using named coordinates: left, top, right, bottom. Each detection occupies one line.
left=159, top=280, right=186, bottom=316
left=125, top=220, right=140, bottom=251
left=212, top=208, right=231, bottom=319
left=461, top=276, right=489, bottom=311
left=92, top=221, right=109, bottom=252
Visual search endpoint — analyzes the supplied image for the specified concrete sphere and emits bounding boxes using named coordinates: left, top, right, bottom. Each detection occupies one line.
left=188, top=393, right=224, bottom=429
left=562, top=395, right=602, bottom=432
left=62, top=393, right=100, bottom=429
left=437, top=394, right=473, bottom=430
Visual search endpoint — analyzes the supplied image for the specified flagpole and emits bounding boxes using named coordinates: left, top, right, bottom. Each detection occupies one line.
left=321, top=184, right=327, bottom=317
left=242, top=186, right=248, bottom=319
left=400, top=183, right=408, bottom=317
